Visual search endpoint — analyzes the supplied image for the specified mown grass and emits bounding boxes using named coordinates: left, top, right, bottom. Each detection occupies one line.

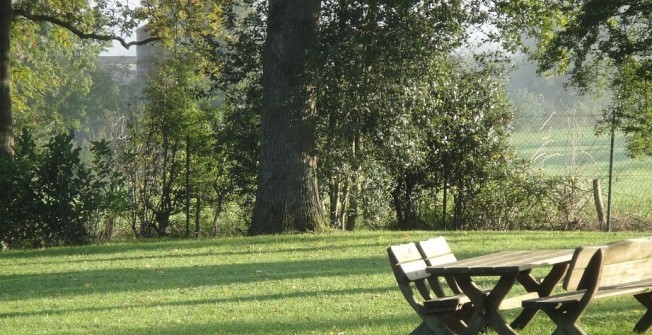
left=1, top=230, right=651, bottom=335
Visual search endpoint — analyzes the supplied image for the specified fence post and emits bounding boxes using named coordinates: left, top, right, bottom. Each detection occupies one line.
left=606, top=110, right=616, bottom=232
left=593, top=179, right=606, bottom=231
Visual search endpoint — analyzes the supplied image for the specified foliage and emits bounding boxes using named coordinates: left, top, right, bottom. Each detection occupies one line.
left=456, top=160, right=570, bottom=230
left=217, top=0, right=557, bottom=232
left=313, top=0, right=487, bottom=231
left=212, top=0, right=264, bottom=222
left=134, top=0, right=226, bottom=70
left=0, top=129, right=125, bottom=248
left=3, top=0, right=228, bottom=157
left=520, top=0, right=652, bottom=158
left=11, top=17, right=106, bottom=139
left=120, top=53, right=221, bottom=238
left=88, top=139, right=128, bottom=241
left=370, top=61, right=515, bottom=230
left=598, top=59, right=652, bottom=158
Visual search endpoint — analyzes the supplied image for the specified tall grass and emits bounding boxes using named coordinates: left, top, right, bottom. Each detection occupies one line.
left=512, top=125, right=652, bottom=227
left=1, top=231, right=650, bottom=334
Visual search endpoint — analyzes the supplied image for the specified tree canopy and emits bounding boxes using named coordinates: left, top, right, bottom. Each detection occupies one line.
left=1, top=0, right=224, bottom=158
left=525, top=0, right=652, bottom=157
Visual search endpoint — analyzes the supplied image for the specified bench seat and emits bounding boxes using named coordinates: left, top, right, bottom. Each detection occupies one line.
left=422, top=293, right=470, bottom=313
left=524, top=279, right=652, bottom=308
left=521, top=238, right=652, bottom=334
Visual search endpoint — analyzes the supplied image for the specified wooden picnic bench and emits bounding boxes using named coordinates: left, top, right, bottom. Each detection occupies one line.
left=426, top=248, right=573, bottom=334
left=387, top=237, right=472, bottom=335
left=388, top=236, right=541, bottom=335
left=522, top=237, right=652, bottom=335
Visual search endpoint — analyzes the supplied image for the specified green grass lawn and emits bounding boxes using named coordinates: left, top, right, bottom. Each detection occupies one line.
left=1, top=231, right=651, bottom=335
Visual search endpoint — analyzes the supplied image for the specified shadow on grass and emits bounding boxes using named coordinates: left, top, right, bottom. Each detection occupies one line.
left=5, top=241, right=389, bottom=267
left=101, top=310, right=421, bottom=335
left=1, top=255, right=389, bottom=301
left=0, top=285, right=395, bottom=319
left=1, top=232, right=398, bottom=263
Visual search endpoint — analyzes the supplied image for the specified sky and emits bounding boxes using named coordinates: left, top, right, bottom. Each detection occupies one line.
left=100, top=40, right=138, bottom=57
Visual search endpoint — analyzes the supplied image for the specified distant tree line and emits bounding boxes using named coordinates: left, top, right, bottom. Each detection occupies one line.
left=2, top=0, right=652, bottom=247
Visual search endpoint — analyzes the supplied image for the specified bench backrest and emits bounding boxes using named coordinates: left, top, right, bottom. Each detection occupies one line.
left=417, top=236, right=458, bottom=267
left=564, top=237, right=652, bottom=291
left=387, top=242, right=436, bottom=308
left=416, top=237, right=461, bottom=296
left=388, top=242, right=430, bottom=284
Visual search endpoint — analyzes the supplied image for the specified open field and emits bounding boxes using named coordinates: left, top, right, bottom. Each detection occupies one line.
left=2, top=231, right=651, bottom=335
left=512, top=125, right=652, bottom=226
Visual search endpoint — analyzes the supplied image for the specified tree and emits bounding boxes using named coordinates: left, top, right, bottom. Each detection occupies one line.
left=0, top=0, right=11, bottom=158
left=521, top=0, right=652, bottom=157
left=1, top=1, right=146, bottom=157
left=1, top=0, right=223, bottom=158
left=238, top=0, right=538, bottom=234
left=314, top=0, right=479, bottom=230
left=249, top=0, right=327, bottom=234
left=12, top=22, right=106, bottom=141
left=122, top=53, right=219, bottom=238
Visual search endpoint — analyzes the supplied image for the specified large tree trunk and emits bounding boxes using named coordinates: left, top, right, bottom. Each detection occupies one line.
left=0, top=1, right=12, bottom=158
left=249, top=0, right=326, bottom=235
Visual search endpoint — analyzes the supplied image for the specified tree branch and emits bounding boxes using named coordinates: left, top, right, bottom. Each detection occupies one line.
left=13, top=8, right=159, bottom=49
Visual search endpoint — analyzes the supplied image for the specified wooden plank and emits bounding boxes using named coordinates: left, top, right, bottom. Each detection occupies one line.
left=524, top=282, right=652, bottom=308
left=498, top=292, right=540, bottom=310
left=428, top=249, right=574, bottom=275
left=418, top=237, right=453, bottom=258
left=390, top=243, right=423, bottom=264
left=600, top=258, right=652, bottom=286
left=563, top=246, right=600, bottom=291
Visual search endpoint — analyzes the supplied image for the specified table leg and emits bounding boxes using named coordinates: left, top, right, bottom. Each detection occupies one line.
left=456, top=273, right=520, bottom=335
left=511, top=263, right=569, bottom=329
left=634, top=292, right=652, bottom=333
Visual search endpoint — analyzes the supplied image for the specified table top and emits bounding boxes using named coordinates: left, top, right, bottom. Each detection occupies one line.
left=426, top=249, right=575, bottom=275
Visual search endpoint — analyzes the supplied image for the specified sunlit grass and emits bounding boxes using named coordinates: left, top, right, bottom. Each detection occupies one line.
left=1, top=231, right=650, bottom=334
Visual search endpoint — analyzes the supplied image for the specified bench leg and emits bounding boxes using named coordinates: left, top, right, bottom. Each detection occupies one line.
left=542, top=306, right=588, bottom=335
left=409, top=322, right=433, bottom=335
left=445, top=309, right=471, bottom=334
left=512, top=263, right=569, bottom=329
left=422, top=316, right=456, bottom=335
left=634, top=293, right=652, bottom=333
left=457, top=273, right=519, bottom=335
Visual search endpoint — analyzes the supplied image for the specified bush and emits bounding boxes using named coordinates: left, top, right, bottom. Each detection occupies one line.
left=0, top=130, right=125, bottom=248
left=455, top=160, right=577, bottom=230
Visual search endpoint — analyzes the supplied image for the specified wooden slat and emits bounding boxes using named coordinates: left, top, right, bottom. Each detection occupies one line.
left=427, top=249, right=574, bottom=275
left=528, top=238, right=652, bottom=306
left=562, top=238, right=652, bottom=290
left=563, top=246, right=602, bottom=291
left=389, top=243, right=423, bottom=264
left=418, top=237, right=459, bottom=268
left=499, top=292, right=540, bottom=310
left=388, top=243, right=430, bottom=282
left=400, top=259, right=429, bottom=282
left=524, top=279, right=652, bottom=308
left=601, top=258, right=652, bottom=287
left=418, top=237, right=453, bottom=259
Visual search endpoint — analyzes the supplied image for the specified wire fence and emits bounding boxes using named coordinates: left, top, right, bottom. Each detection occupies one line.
left=510, top=112, right=652, bottom=230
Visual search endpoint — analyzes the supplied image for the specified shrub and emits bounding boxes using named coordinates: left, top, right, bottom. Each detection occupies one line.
left=0, top=130, right=125, bottom=248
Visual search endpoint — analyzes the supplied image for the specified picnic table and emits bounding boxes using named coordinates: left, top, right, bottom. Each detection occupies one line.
left=426, top=249, right=574, bottom=335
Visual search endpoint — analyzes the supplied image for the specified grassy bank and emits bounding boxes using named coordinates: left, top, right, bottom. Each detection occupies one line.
left=1, top=231, right=650, bottom=334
